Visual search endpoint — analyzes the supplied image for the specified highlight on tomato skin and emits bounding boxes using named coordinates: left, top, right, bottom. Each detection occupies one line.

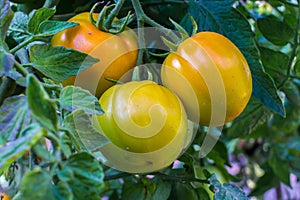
left=161, top=31, right=252, bottom=126
left=92, top=80, right=195, bottom=173
left=51, top=12, right=138, bottom=98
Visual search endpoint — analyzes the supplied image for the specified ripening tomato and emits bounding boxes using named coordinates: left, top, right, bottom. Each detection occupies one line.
left=93, top=80, right=191, bottom=173
left=161, top=32, right=252, bottom=126
left=52, top=12, right=138, bottom=97
left=0, top=193, right=10, bottom=200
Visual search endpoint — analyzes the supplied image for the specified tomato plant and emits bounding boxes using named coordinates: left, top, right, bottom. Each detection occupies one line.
left=1, top=0, right=300, bottom=200
left=161, top=31, right=252, bottom=126
left=52, top=12, right=138, bottom=97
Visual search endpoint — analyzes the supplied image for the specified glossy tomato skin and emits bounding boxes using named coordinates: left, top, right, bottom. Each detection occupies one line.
left=52, top=12, right=138, bottom=97
left=161, top=32, right=252, bottom=126
left=93, top=81, right=190, bottom=173
left=95, top=80, right=187, bottom=153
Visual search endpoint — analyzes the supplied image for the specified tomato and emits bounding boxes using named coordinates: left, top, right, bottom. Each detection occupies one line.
left=0, top=193, right=10, bottom=200
left=52, top=12, right=138, bottom=97
left=93, top=80, right=191, bottom=173
left=161, top=32, right=252, bottom=126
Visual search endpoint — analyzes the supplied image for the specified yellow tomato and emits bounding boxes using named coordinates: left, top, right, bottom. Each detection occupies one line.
left=52, top=12, right=138, bottom=97
left=161, top=32, right=252, bottom=126
left=93, top=81, right=192, bottom=173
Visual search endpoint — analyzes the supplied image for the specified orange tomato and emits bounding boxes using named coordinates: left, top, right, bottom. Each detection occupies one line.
left=52, top=12, right=138, bottom=97
left=161, top=32, right=252, bottom=126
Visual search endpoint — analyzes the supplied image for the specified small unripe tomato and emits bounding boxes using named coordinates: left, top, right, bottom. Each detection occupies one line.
left=52, top=12, right=138, bottom=97
left=93, top=81, right=190, bottom=173
left=161, top=32, right=252, bottom=126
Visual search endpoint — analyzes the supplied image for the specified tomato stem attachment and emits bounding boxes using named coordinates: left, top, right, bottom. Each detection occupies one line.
left=89, top=1, right=133, bottom=34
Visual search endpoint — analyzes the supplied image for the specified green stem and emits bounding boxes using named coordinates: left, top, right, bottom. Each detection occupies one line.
left=104, top=0, right=126, bottom=28
left=131, top=0, right=146, bottom=66
left=43, top=0, right=60, bottom=8
left=155, top=172, right=210, bottom=184
left=43, top=83, right=62, bottom=91
left=14, top=60, right=28, bottom=77
left=104, top=172, right=132, bottom=181
left=59, top=127, right=81, bottom=151
left=10, top=36, right=35, bottom=54
left=131, top=0, right=180, bottom=45
left=143, top=15, right=181, bottom=44
left=103, top=171, right=209, bottom=184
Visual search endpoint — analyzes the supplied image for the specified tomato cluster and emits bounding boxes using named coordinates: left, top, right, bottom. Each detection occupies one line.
left=52, top=13, right=252, bottom=172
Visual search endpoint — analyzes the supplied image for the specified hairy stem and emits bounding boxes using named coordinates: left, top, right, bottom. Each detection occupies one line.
left=14, top=60, right=28, bottom=77
left=10, top=36, right=35, bottom=54
left=104, top=172, right=132, bottom=181
left=104, top=0, right=126, bottom=28
left=155, top=172, right=210, bottom=184
left=43, top=0, right=60, bottom=8
left=131, top=0, right=181, bottom=65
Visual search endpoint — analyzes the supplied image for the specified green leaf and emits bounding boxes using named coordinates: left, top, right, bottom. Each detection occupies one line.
left=210, top=175, right=249, bottom=200
left=60, top=86, right=103, bottom=115
left=252, top=72, right=285, bottom=116
left=0, top=124, right=45, bottom=174
left=168, top=182, right=199, bottom=200
left=268, top=147, right=290, bottom=186
left=0, top=51, right=14, bottom=76
left=122, top=181, right=146, bottom=200
left=8, top=11, right=30, bottom=43
left=207, top=140, right=230, bottom=166
left=57, top=152, right=104, bottom=200
left=28, top=7, right=56, bottom=34
left=250, top=167, right=279, bottom=196
left=28, top=45, right=99, bottom=82
left=60, top=132, right=73, bottom=158
left=19, top=168, right=73, bottom=200
left=38, top=20, right=78, bottom=36
left=257, top=16, right=294, bottom=46
left=0, top=96, right=32, bottom=141
left=196, top=187, right=210, bottom=200
left=181, top=0, right=285, bottom=116
left=226, top=98, right=272, bottom=138
left=64, top=110, right=109, bottom=152
left=26, top=74, right=58, bottom=132
left=151, top=178, right=172, bottom=200
left=282, top=81, right=300, bottom=107
left=0, top=0, right=13, bottom=46
left=259, top=47, right=289, bottom=81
